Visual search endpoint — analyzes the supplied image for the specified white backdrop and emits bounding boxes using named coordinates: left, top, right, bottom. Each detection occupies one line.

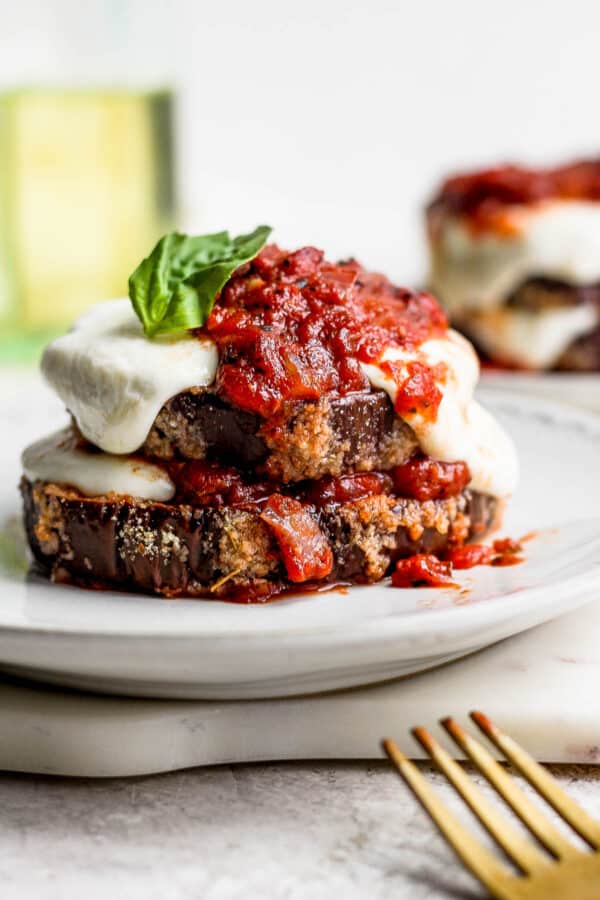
left=2, top=0, right=600, bottom=283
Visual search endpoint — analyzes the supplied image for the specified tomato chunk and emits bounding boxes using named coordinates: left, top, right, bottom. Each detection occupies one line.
left=176, top=461, right=271, bottom=508
left=492, top=537, right=522, bottom=554
left=392, top=456, right=471, bottom=501
left=391, top=554, right=456, bottom=588
left=444, top=538, right=524, bottom=570
left=384, top=360, right=443, bottom=421
left=491, top=537, right=524, bottom=567
left=445, top=544, right=494, bottom=569
left=260, top=494, right=333, bottom=583
left=302, top=472, right=393, bottom=507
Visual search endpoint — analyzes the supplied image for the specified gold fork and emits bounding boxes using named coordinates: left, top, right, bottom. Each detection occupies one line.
left=383, top=712, right=600, bottom=899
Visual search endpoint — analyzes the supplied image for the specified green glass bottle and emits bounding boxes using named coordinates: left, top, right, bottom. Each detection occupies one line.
left=0, top=87, right=175, bottom=361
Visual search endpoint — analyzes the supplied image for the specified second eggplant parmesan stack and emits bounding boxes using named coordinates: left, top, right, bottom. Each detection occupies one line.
left=427, top=158, right=600, bottom=370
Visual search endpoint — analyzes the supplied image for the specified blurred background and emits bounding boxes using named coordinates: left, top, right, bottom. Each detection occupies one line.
left=1, top=0, right=599, bottom=360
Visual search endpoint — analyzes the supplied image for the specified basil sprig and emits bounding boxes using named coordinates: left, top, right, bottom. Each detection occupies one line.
left=128, top=225, right=272, bottom=338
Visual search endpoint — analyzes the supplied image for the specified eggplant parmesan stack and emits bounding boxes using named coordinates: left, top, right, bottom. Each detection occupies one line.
left=21, top=232, right=517, bottom=601
left=427, top=159, right=600, bottom=370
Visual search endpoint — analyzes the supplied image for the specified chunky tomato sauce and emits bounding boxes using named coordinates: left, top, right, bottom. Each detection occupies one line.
left=445, top=544, right=494, bottom=569
left=379, top=360, right=443, bottom=422
left=199, top=245, right=447, bottom=419
left=169, top=458, right=525, bottom=594
left=174, top=457, right=470, bottom=510
left=488, top=536, right=525, bottom=567
left=176, top=460, right=273, bottom=508
left=302, top=472, right=394, bottom=507
left=391, top=455, right=471, bottom=502
left=444, top=537, right=524, bottom=571
left=391, top=536, right=525, bottom=589
left=428, top=159, right=600, bottom=236
left=391, top=555, right=456, bottom=588
left=174, top=457, right=474, bottom=585
left=259, top=494, right=333, bottom=583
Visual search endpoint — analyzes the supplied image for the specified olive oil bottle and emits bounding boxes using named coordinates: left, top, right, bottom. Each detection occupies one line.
left=0, top=88, right=175, bottom=360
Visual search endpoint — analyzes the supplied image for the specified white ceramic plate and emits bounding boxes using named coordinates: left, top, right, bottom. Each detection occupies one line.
left=1, top=371, right=600, bottom=699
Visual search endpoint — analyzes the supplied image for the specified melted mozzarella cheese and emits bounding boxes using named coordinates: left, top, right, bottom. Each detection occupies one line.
left=460, top=304, right=599, bottom=370
left=22, top=428, right=175, bottom=501
left=39, top=300, right=517, bottom=500
left=361, top=330, right=518, bottom=497
left=42, top=299, right=218, bottom=454
left=430, top=200, right=600, bottom=315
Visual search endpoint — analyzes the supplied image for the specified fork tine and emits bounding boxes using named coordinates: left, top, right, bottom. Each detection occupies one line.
left=382, top=739, right=512, bottom=898
left=412, top=727, right=549, bottom=874
left=441, top=717, right=578, bottom=860
left=471, top=711, right=600, bottom=849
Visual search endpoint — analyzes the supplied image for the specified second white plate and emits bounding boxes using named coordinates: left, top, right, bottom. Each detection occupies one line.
left=481, top=370, right=600, bottom=415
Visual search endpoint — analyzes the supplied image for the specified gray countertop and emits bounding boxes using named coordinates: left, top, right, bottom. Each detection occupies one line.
left=2, top=762, right=599, bottom=899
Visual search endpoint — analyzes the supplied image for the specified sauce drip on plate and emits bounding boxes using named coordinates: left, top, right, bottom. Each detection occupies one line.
left=391, top=536, right=525, bottom=589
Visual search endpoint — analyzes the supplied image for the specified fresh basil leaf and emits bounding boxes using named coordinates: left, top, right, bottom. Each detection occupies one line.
left=128, top=225, right=271, bottom=337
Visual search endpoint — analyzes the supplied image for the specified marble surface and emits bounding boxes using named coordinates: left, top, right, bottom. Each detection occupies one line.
left=1, top=761, right=600, bottom=899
